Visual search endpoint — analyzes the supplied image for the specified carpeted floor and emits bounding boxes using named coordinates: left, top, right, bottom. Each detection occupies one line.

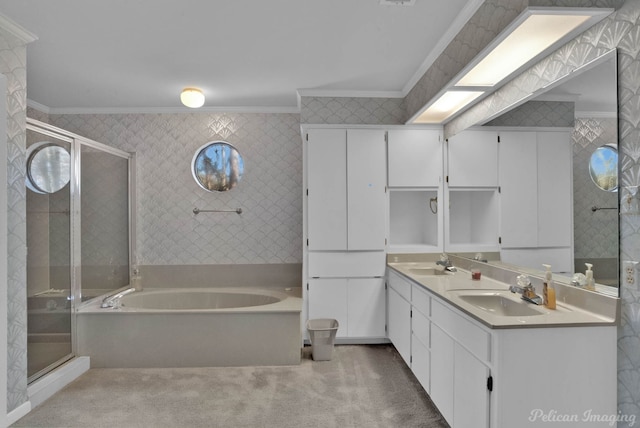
left=12, top=345, right=449, bottom=428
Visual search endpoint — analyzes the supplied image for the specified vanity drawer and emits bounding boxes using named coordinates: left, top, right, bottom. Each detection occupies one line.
left=431, top=298, right=490, bottom=362
left=387, top=270, right=411, bottom=301
left=412, top=284, right=430, bottom=316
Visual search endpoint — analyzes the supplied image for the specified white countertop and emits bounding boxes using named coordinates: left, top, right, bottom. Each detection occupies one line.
left=388, top=262, right=617, bottom=329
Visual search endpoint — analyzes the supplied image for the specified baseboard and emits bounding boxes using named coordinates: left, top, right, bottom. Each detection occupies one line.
left=304, top=337, right=391, bottom=345
left=7, top=401, right=31, bottom=426
left=27, top=356, right=90, bottom=409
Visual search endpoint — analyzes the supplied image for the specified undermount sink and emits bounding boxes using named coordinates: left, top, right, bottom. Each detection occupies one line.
left=408, top=267, right=449, bottom=276
left=457, top=293, right=545, bottom=317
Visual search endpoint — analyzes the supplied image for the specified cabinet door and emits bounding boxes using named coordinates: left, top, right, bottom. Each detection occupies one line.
left=411, top=309, right=431, bottom=394
left=537, top=131, right=571, bottom=247
left=388, top=288, right=411, bottom=365
left=308, top=278, right=348, bottom=338
left=453, top=343, right=490, bottom=428
left=499, top=131, right=538, bottom=248
left=347, top=278, right=386, bottom=338
left=447, top=130, right=498, bottom=187
left=388, top=129, right=442, bottom=187
left=306, top=129, right=347, bottom=250
left=347, top=129, right=387, bottom=250
left=430, top=324, right=454, bottom=425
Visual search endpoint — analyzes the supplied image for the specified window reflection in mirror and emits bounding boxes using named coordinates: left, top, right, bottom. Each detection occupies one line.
left=589, top=144, right=618, bottom=192
left=192, top=141, right=244, bottom=192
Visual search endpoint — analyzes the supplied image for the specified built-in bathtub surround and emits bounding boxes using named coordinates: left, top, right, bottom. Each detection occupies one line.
left=47, top=112, right=302, bottom=265
left=77, top=287, right=302, bottom=368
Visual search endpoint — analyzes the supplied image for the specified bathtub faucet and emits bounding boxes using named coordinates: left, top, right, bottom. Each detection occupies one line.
left=101, top=287, right=136, bottom=308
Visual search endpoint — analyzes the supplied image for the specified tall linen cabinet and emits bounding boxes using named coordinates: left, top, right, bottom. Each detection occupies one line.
left=303, top=128, right=387, bottom=341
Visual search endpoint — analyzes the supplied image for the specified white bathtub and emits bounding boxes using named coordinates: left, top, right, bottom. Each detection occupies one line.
left=77, top=287, right=302, bottom=368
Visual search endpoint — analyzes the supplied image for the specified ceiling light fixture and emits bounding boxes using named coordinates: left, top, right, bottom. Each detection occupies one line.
left=180, top=87, right=205, bottom=108
left=413, top=90, right=485, bottom=124
left=408, top=7, right=611, bottom=124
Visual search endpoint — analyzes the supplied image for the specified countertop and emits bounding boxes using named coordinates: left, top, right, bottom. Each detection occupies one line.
left=387, top=262, right=618, bottom=329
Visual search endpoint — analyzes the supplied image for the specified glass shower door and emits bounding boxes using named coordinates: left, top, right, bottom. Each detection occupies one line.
left=26, top=128, right=73, bottom=381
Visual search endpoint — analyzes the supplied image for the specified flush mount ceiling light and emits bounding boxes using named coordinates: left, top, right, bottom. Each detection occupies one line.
left=409, top=7, right=611, bottom=124
left=180, top=87, right=205, bottom=108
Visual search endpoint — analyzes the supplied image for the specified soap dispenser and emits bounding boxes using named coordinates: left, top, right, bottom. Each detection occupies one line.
left=585, top=263, right=596, bottom=291
left=542, top=264, right=556, bottom=309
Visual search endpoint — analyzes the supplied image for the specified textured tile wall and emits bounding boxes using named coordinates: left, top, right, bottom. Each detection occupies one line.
left=484, top=101, right=575, bottom=127
left=0, top=30, right=28, bottom=412
left=48, top=112, right=303, bottom=265
left=299, top=96, right=404, bottom=125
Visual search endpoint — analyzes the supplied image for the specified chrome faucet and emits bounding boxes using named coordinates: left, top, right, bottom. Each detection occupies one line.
left=509, top=284, right=543, bottom=305
left=101, top=287, right=136, bottom=308
left=436, top=253, right=457, bottom=272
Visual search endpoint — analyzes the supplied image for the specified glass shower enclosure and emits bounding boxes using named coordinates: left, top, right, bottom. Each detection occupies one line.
left=26, top=118, right=133, bottom=382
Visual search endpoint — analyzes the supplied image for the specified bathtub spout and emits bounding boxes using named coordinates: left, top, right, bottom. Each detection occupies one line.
left=101, top=287, right=136, bottom=308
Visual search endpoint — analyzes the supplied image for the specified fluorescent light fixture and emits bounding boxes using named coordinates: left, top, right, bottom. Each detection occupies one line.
left=413, top=90, right=484, bottom=124
left=456, top=12, right=591, bottom=87
left=180, top=87, right=205, bottom=108
left=408, top=7, right=611, bottom=124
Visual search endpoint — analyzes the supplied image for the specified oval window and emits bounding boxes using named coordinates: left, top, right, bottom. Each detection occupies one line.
left=589, top=145, right=618, bottom=192
left=191, top=141, right=244, bottom=192
left=26, top=142, right=71, bottom=194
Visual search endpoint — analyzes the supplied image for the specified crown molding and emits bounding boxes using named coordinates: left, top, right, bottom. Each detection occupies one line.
left=27, top=100, right=299, bottom=115
left=0, top=13, right=37, bottom=44
left=401, top=0, right=484, bottom=96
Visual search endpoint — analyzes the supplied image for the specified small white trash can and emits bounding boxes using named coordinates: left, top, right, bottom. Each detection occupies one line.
left=306, top=318, right=339, bottom=361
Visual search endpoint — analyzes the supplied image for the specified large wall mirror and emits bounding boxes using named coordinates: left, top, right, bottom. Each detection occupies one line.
left=452, top=50, right=619, bottom=296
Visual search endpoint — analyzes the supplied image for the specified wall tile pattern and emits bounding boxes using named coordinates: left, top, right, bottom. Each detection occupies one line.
left=299, top=96, right=404, bottom=125
left=0, top=31, right=28, bottom=411
left=573, top=117, right=619, bottom=260
left=49, top=112, right=303, bottom=266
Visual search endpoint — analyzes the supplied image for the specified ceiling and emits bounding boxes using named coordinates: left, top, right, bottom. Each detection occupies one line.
left=0, top=0, right=480, bottom=113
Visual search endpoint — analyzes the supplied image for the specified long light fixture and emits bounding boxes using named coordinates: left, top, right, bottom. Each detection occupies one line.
left=413, top=90, right=484, bottom=124
left=410, top=7, right=611, bottom=124
left=180, top=87, right=205, bottom=108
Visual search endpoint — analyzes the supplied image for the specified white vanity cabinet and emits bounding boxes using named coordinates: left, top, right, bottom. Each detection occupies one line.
left=387, top=271, right=412, bottom=364
left=386, top=268, right=616, bottom=428
left=306, top=128, right=386, bottom=251
left=387, top=129, right=444, bottom=253
left=499, top=129, right=573, bottom=272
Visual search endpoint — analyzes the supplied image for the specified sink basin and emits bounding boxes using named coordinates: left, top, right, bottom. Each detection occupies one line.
left=457, top=293, right=545, bottom=317
left=408, top=267, right=449, bottom=276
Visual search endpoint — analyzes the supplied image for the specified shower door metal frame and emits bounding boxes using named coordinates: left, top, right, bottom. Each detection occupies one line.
left=26, top=118, right=135, bottom=382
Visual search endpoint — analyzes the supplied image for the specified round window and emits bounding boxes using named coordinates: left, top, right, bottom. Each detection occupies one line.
left=589, top=144, right=618, bottom=192
left=26, top=142, right=71, bottom=194
left=191, top=141, right=244, bottom=192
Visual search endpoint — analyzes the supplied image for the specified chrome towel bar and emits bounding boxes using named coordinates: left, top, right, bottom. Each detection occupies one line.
left=193, top=207, right=243, bottom=215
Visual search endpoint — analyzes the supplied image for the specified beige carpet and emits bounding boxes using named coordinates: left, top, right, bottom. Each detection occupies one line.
left=12, top=345, right=449, bottom=428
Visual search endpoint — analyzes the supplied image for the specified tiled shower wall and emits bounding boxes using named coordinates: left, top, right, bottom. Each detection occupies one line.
left=47, top=113, right=303, bottom=266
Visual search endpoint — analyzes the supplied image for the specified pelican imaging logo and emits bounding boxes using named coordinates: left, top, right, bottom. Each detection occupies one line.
left=529, top=409, right=636, bottom=426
